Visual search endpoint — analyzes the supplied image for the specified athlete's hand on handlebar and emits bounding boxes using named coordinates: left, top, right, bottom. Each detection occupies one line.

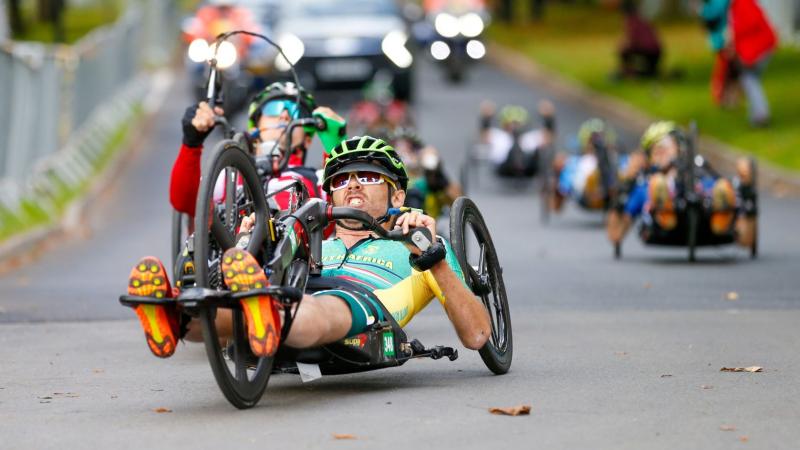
left=394, top=210, right=436, bottom=256
left=182, top=102, right=224, bottom=147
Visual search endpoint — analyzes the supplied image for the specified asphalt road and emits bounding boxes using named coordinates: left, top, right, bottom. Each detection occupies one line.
left=1, top=56, right=799, bottom=450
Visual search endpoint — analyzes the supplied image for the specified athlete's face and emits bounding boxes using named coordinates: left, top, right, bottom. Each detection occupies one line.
left=650, top=135, right=678, bottom=169
left=254, top=108, right=311, bottom=157
left=330, top=168, right=405, bottom=222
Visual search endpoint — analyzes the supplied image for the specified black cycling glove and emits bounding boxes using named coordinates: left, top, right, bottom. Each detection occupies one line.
left=409, top=238, right=447, bottom=272
left=182, top=104, right=213, bottom=147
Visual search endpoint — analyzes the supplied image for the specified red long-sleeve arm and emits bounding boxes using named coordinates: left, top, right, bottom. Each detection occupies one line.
left=169, top=143, right=203, bottom=218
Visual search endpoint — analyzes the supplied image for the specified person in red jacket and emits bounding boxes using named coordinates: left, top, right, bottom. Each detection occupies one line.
left=729, top=0, right=777, bottom=127
left=169, top=81, right=346, bottom=220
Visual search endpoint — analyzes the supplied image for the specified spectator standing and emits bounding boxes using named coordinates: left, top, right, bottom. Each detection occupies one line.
left=729, top=0, right=777, bottom=127
left=697, top=0, right=739, bottom=107
left=616, top=0, right=663, bottom=80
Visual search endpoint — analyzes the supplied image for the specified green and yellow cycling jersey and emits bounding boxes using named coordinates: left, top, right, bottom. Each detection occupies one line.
left=319, top=237, right=465, bottom=330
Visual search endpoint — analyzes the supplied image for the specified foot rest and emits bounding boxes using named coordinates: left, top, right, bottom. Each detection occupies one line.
left=230, top=286, right=303, bottom=303
left=407, top=339, right=458, bottom=361
left=119, top=295, right=175, bottom=308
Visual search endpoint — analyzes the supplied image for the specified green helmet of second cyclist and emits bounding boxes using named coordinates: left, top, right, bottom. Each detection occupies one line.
left=322, top=136, right=408, bottom=222
left=246, top=81, right=318, bottom=166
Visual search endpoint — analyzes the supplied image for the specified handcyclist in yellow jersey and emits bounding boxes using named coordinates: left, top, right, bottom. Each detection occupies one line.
left=129, top=136, right=491, bottom=358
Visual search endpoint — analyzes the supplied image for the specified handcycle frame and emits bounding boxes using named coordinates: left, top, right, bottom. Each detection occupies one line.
left=128, top=30, right=511, bottom=409
left=461, top=129, right=543, bottom=197
left=539, top=133, right=619, bottom=224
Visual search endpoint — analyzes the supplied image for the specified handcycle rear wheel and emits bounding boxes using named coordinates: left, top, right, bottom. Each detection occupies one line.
left=193, top=138, right=273, bottom=409
left=449, top=197, right=513, bottom=374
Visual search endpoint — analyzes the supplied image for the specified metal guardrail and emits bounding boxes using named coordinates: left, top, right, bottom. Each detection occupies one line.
left=0, top=0, right=177, bottom=234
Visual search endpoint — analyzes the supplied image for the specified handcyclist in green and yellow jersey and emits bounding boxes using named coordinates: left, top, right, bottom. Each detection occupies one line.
left=127, top=136, right=491, bottom=358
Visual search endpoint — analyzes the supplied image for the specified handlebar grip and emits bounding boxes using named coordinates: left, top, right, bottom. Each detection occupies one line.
left=386, top=227, right=434, bottom=251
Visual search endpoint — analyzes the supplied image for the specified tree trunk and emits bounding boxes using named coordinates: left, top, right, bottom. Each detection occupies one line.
left=8, top=0, right=25, bottom=35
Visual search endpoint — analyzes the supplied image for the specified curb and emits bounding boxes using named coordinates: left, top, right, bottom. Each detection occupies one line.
left=0, top=70, right=174, bottom=273
left=487, top=42, right=800, bottom=197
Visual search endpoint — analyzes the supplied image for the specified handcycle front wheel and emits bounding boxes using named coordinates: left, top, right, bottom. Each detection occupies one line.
left=193, top=138, right=273, bottom=409
left=449, top=197, right=513, bottom=374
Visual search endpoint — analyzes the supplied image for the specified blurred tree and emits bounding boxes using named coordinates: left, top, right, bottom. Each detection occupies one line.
left=36, top=0, right=65, bottom=42
left=7, top=0, right=24, bottom=34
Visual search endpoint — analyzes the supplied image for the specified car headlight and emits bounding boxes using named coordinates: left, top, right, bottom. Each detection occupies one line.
left=275, top=33, right=305, bottom=71
left=434, top=13, right=459, bottom=38
left=459, top=13, right=484, bottom=38
left=466, top=40, right=485, bottom=59
left=381, top=30, right=413, bottom=69
left=187, top=38, right=209, bottom=63
left=430, top=41, right=450, bottom=60
left=209, top=40, right=238, bottom=69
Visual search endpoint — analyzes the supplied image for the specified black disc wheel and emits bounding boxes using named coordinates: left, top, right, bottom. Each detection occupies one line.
left=449, top=197, right=512, bottom=374
left=749, top=157, right=758, bottom=259
left=193, top=139, right=273, bottom=409
left=687, top=207, right=698, bottom=262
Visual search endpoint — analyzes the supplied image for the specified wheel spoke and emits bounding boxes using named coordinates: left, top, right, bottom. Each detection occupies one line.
left=211, top=213, right=235, bottom=251
left=232, top=310, right=248, bottom=381
left=481, top=294, right=500, bottom=345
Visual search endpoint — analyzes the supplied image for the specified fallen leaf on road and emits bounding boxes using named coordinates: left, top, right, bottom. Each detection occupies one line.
left=725, top=291, right=739, bottom=301
left=489, top=405, right=531, bottom=416
left=719, top=425, right=736, bottom=431
left=332, top=434, right=356, bottom=440
left=720, top=366, right=763, bottom=373
left=153, top=407, right=172, bottom=413
left=93, top=369, right=104, bottom=374
left=739, top=436, right=749, bottom=442
left=615, top=351, right=628, bottom=357
left=701, top=385, right=714, bottom=390
left=644, top=282, right=652, bottom=289
left=53, top=392, right=79, bottom=398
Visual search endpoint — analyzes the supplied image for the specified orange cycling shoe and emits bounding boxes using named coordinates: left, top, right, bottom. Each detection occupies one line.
left=710, top=179, right=736, bottom=235
left=128, top=257, right=180, bottom=358
left=221, top=249, right=281, bottom=357
left=648, top=174, right=677, bottom=231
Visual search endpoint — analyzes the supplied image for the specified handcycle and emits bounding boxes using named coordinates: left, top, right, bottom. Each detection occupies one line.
left=613, top=124, right=758, bottom=262
left=539, top=133, right=619, bottom=224
left=122, top=31, right=512, bottom=409
left=460, top=129, right=543, bottom=196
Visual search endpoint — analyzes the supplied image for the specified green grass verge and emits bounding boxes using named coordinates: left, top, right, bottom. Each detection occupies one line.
left=0, top=106, right=140, bottom=242
left=488, top=4, right=800, bottom=171
left=13, top=2, right=122, bottom=44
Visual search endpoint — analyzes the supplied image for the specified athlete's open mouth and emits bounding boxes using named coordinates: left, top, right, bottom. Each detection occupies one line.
left=347, top=196, right=365, bottom=207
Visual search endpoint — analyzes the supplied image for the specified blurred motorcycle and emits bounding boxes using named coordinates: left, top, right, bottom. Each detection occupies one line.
left=181, top=0, right=274, bottom=110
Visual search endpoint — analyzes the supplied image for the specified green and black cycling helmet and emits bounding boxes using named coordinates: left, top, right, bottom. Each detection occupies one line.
left=247, top=81, right=317, bottom=131
left=499, top=105, right=529, bottom=128
left=322, top=136, right=408, bottom=193
left=640, top=121, right=679, bottom=156
left=578, top=118, right=617, bottom=151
